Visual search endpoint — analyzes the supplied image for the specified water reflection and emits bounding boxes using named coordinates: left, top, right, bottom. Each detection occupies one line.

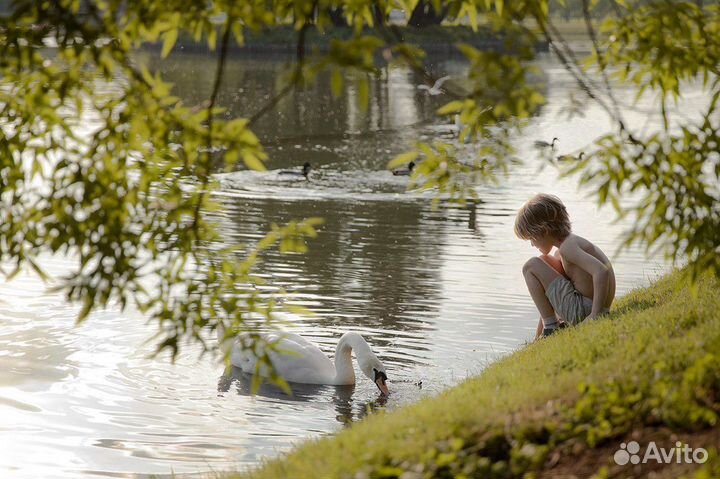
left=218, top=366, right=390, bottom=426
left=217, top=196, right=444, bottom=335
left=151, top=50, right=464, bottom=171
left=0, top=285, right=80, bottom=391
left=0, top=323, right=79, bottom=390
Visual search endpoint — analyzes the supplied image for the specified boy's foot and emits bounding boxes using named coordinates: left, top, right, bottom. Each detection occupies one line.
left=542, top=327, right=558, bottom=337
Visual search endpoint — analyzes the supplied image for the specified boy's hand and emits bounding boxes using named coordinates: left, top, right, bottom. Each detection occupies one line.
left=585, top=308, right=610, bottom=321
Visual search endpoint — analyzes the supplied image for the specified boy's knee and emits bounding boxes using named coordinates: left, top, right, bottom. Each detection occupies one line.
left=522, top=257, right=542, bottom=276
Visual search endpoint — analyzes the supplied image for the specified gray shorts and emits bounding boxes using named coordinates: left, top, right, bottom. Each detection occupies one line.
left=546, top=276, right=593, bottom=325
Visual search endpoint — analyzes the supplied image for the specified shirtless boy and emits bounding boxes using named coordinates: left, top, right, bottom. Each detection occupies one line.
left=514, top=194, right=616, bottom=338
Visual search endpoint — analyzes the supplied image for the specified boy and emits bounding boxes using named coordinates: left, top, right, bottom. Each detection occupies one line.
left=514, top=194, right=616, bottom=338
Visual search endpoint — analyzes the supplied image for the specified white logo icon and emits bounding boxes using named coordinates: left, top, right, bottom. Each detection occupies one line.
left=614, top=441, right=641, bottom=465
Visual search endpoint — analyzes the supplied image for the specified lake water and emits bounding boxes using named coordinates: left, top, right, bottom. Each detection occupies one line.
left=0, top=49, right=694, bottom=478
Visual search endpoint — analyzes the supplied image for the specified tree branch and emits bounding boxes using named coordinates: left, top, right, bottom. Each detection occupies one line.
left=191, top=14, right=234, bottom=233
left=581, top=0, right=632, bottom=140
left=247, top=4, right=315, bottom=128
left=539, top=16, right=640, bottom=144
left=371, top=0, right=468, bottom=99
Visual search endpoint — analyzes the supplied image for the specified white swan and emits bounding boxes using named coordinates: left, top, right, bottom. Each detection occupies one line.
left=218, top=326, right=390, bottom=395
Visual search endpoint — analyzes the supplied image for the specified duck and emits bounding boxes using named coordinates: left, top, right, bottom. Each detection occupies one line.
left=279, top=162, right=311, bottom=179
left=392, top=161, right=415, bottom=176
left=533, top=137, right=559, bottom=149
left=218, top=325, right=390, bottom=395
left=556, top=151, right=585, bottom=162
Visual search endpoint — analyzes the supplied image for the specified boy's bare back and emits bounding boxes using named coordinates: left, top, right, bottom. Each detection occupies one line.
left=557, top=233, right=615, bottom=313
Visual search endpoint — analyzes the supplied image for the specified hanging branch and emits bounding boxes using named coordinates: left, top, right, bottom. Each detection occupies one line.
left=581, top=0, right=628, bottom=137
left=539, top=15, right=640, bottom=144
left=371, top=0, right=469, bottom=99
left=190, top=13, right=235, bottom=234
left=247, top=1, right=317, bottom=128
left=247, top=21, right=310, bottom=128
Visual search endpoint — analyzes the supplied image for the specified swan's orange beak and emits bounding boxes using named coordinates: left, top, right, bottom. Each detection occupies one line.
left=374, top=370, right=389, bottom=396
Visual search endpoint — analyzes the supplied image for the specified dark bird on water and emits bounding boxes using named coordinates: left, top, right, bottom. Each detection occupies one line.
left=534, top=137, right=559, bottom=149
left=279, top=162, right=311, bottom=179
left=392, top=161, right=415, bottom=176
left=556, top=152, right=585, bottom=162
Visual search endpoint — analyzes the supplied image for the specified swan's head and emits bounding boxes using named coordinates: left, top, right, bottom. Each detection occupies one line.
left=373, top=367, right=389, bottom=396
left=359, top=355, right=389, bottom=396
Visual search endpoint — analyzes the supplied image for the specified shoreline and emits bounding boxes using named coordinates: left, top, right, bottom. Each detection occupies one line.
left=226, top=268, right=720, bottom=478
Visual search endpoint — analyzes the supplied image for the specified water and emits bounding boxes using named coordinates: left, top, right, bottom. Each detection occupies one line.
left=0, top=49, right=693, bottom=478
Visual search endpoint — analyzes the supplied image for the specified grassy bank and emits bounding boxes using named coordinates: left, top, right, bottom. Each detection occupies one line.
left=230, top=269, right=720, bottom=479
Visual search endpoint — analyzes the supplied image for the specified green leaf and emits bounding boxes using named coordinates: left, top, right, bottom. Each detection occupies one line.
left=331, top=69, right=343, bottom=98
left=77, top=296, right=94, bottom=324
left=224, top=149, right=240, bottom=169
left=27, top=257, right=49, bottom=282
left=284, top=304, right=314, bottom=317
left=243, top=152, right=266, bottom=171
left=161, top=28, right=178, bottom=58
left=357, top=76, right=369, bottom=112
left=232, top=22, right=244, bottom=46
left=495, top=0, right=504, bottom=17
left=437, top=100, right=466, bottom=116
left=456, top=43, right=480, bottom=61
left=5, top=264, right=21, bottom=281
left=207, top=27, right=217, bottom=50
left=466, top=4, right=478, bottom=31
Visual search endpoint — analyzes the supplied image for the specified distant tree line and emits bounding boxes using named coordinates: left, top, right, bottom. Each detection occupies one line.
left=323, top=0, right=720, bottom=27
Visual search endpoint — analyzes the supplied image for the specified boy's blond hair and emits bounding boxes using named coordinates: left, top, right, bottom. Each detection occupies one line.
left=514, top=193, right=571, bottom=241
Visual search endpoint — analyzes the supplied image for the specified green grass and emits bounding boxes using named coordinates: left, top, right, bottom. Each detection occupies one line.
left=230, top=269, right=720, bottom=478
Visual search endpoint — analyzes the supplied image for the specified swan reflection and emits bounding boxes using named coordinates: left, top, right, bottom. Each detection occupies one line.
left=218, top=366, right=388, bottom=425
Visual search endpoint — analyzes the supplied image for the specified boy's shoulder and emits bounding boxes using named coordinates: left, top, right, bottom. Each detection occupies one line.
left=558, top=233, right=610, bottom=262
left=558, top=233, right=596, bottom=254
left=558, top=233, right=582, bottom=249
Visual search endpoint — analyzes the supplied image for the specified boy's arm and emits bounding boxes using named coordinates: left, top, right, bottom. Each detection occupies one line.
left=551, top=248, right=566, bottom=276
left=559, top=240, right=610, bottom=319
left=541, top=249, right=566, bottom=277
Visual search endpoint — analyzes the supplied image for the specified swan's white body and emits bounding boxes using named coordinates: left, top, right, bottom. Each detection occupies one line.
left=219, top=328, right=388, bottom=392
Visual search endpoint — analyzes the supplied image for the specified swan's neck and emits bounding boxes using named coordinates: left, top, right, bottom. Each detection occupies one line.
left=333, top=332, right=373, bottom=385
